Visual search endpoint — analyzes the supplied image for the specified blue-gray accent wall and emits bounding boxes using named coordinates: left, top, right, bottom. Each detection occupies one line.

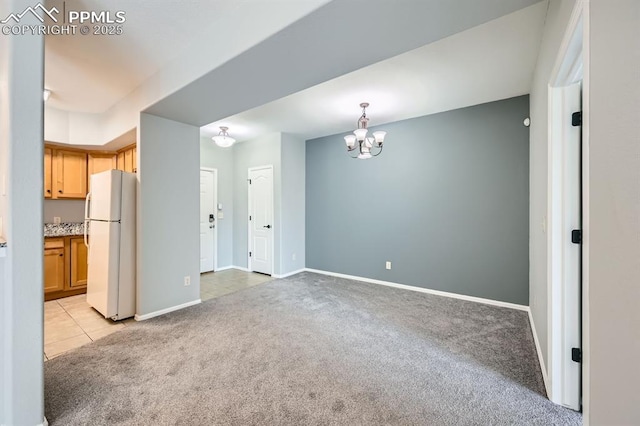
left=306, top=96, right=530, bottom=305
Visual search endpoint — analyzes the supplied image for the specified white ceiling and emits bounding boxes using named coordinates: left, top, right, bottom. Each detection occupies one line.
left=44, top=0, right=327, bottom=113
left=200, top=1, right=547, bottom=143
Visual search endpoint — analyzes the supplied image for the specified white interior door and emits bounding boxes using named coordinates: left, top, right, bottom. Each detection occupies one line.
left=249, top=166, right=273, bottom=275
left=561, top=82, right=582, bottom=410
left=199, top=169, right=216, bottom=273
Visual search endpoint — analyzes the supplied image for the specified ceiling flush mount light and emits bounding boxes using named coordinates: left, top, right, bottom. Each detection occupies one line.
left=43, top=89, right=51, bottom=102
left=344, top=102, right=386, bottom=159
left=212, top=126, right=236, bottom=148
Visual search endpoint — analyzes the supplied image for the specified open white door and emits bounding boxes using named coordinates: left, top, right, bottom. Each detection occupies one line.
left=199, top=169, right=216, bottom=273
left=248, top=166, right=273, bottom=275
left=560, top=82, right=582, bottom=410
left=549, top=82, right=582, bottom=411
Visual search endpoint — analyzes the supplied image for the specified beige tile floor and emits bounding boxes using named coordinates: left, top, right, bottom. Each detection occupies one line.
left=44, top=294, right=134, bottom=360
left=200, top=268, right=273, bottom=301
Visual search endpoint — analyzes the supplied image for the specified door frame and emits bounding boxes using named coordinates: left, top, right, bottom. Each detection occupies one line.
left=247, top=165, right=274, bottom=275
left=546, top=0, right=590, bottom=411
left=200, top=167, right=218, bottom=272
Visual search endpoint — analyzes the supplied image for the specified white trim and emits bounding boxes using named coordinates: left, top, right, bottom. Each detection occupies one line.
left=134, top=299, right=201, bottom=321
left=214, top=265, right=234, bottom=272
left=528, top=308, right=550, bottom=396
left=247, top=165, right=275, bottom=275
left=304, top=268, right=528, bottom=311
left=200, top=167, right=218, bottom=273
left=546, top=0, right=586, bottom=410
left=231, top=265, right=250, bottom=272
left=272, top=268, right=305, bottom=279
left=580, top=1, right=590, bottom=422
left=0, top=246, right=6, bottom=258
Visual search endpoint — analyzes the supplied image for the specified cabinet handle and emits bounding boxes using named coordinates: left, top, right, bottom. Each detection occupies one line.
left=59, top=253, right=63, bottom=257
left=58, top=190, right=62, bottom=193
left=47, top=189, right=51, bottom=193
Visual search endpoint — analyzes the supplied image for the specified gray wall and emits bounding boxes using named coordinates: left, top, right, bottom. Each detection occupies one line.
left=232, top=133, right=282, bottom=273
left=138, top=113, right=201, bottom=316
left=528, top=0, right=576, bottom=375
left=0, top=0, right=45, bottom=423
left=306, top=96, right=530, bottom=305
left=200, top=138, right=234, bottom=268
left=588, top=1, right=640, bottom=423
left=280, top=133, right=306, bottom=274
left=44, top=200, right=85, bottom=224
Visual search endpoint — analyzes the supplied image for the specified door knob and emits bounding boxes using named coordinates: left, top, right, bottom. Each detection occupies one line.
left=263, top=225, right=271, bottom=229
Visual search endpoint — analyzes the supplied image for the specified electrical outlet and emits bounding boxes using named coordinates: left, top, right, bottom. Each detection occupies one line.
left=53, top=217, right=61, bottom=225
left=184, top=276, right=191, bottom=286
left=292, top=253, right=296, bottom=261
left=386, top=261, right=392, bottom=270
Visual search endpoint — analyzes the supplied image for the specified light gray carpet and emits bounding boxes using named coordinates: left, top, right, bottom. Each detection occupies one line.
left=45, top=272, right=581, bottom=425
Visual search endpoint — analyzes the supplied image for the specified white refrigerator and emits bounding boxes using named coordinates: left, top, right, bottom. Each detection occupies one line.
left=84, top=170, right=136, bottom=320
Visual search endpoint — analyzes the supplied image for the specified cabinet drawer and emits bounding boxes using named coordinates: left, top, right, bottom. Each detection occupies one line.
left=44, top=240, right=64, bottom=249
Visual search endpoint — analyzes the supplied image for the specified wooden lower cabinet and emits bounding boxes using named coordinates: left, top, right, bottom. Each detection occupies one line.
left=44, top=242, right=65, bottom=293
left=70, top=237, right=88, bottom=288
left=44, top=236, right=89, bottom=301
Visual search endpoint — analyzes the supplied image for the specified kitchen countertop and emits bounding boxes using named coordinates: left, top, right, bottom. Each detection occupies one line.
left=44, top=222, right=85, bottom=238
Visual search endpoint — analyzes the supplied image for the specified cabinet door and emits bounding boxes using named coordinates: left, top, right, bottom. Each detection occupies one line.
left=54, top=150, right=87, bottom=199
left=124, top=149, right=134, bottom=173
left=44, top=247, right=65, bottom=293
left=132, top=147, right=137, bottom=173
left=88, top=154, right=117, bottom=191
left=70, top=237, right=88, bottom=288
left=117, top=152, right=125, bottom=171
left=44, top=147, right=52, bottom=198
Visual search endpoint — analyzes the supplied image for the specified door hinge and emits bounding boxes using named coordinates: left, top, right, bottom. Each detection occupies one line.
left=249, top=251, right=252, bottom=257
left=572, top=111, right=582, bottom=127
left=571, top=229, right=582, bottom=244
left=571, top=347, right=582, bottom=363
left=248, top=179, right=252, bottom=184
left=249, top=215, right=252, bottom=221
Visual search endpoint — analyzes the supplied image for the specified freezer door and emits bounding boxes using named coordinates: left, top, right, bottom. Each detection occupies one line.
left=86, top=220, right=121, bottom=319
left=89, top=170, right=122, bottom=221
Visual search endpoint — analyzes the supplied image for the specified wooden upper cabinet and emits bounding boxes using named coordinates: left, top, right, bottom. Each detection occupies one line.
left=44, top=147, right=52, bottom=198
left=70, top=237, right=88, bottom=288
left=53, top=149, right=87, bottom=199
left=87, top=153, right=117, bottom=191
left=117, top=151, right=125, bottom=171
left=124, top=149, right=134, bottom=173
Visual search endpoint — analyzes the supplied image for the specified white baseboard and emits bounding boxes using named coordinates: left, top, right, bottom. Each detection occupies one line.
left=304, top=268, right=529, bottom=311
left=528, top=308, right=550, bottom=396
left=231, top=265, right=250, bottom=272
left=214, top=265, right=234, bottom=272
left=272, top=268, right=305, bottom=279
left=134, top=299, right=201, bottom=321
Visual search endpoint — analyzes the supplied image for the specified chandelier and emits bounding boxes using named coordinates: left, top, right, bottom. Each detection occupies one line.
left=344, top=102, right=387, bottom=159
left=212, top=126, right=236, bottom=148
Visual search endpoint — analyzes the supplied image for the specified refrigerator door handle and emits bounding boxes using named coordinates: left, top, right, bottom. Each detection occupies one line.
left=84, top=191, right=91, bottom=248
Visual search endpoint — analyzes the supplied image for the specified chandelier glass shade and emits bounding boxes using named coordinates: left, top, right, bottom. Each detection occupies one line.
left=212, top=126, right=236, bottom=148
left=344, top=103, right=386, bottom=159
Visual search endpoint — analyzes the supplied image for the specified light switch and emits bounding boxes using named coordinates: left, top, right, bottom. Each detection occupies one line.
left=218, top=212, right=224, bottom=219
left=217, top=203, right=223, bottom=211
